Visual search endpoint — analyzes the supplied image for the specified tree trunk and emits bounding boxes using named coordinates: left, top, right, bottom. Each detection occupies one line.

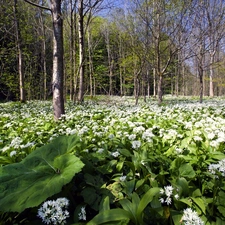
left=105, top=28, right=114, bottom=96
left=78, top=0, right=85, bottom=103
left=14, top=0, right=25, bottom=103
left=69, top=0, right=75, bottom=101
left=109, top=68, right=113, bottom=96
left=153, top=68, right=156, bottom=97
left=209, top=53, right=214, bottom=97
left=87, top=26, right=94, bottom=97
left=39, top=4, right=47, bottom=100
left=182, top=64, right=185, bottom=96
left=51, top=0, right=65, bottom=119
left=199, top=66, right=203, bottom=103
left=134, top=74, right=139, bottom=105
left=119, top=35, right=124, bottom=96
left=73, top=13, right=78, bottom=103
left=119, top=66, right=123, bottom=96
left=158, top=74, right=163, bottom=104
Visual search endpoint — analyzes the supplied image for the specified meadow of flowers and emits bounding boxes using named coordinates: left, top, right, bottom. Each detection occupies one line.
left=0, top=96, right=225, bottom=224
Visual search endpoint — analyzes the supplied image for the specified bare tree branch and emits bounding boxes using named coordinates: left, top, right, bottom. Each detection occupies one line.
left=23, top=0, right=51, bottom=12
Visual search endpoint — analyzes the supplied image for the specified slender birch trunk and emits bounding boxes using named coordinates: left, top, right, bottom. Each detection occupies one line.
left=50, top=0, right=65, bottom=119
left=78, top=0, right=85, bottom=103
left=14, top=0, right=25, bottom=102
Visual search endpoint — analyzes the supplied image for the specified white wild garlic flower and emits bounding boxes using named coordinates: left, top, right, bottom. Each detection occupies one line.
left=181, top=208, right=204, bottom=225
left=37, top=198, right=69, bottom=225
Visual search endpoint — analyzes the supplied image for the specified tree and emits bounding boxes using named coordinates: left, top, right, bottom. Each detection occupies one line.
left=190, top=0, right=209, bottom=103
left=77, top=0, right=85, bottom=102
left=14, top=0, right=25, bottom=102
left=205, top=0, right=225, bottom=97
left=0, top=1, right=18, bottom=100
left=76, top=0, right=104, bottom=103
left=24, top=0, right=65, bottom=120
left=39, top=0, right=48, bottom=100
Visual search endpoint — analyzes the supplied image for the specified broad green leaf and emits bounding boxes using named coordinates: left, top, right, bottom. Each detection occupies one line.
left=135, top=178, right=145, bottom=190
left=218, top=190, right=225, bottom=205
left=180, top=135, right=192, bottom=149
left=192, top=189, right=202, bottom=198
left=0, top=135, right=84, bottom=212
left=124, top=179, right=135, bottom=196
left=179, top=198, right=192, bottom=207
left=179, top=164, right=196, bottom=179
left=164, top=146, right=175, bottom=157
left=217, top=206, right=225, bottom=217
left=132, top=192, right=140, bottom=209
left=176, top=177, right=189, bottom=197
left=116, top=161, right=124, bottom=171
left=81, top=187, right=99, bottom=207
left=119, top=148, right=132, bottom=157
left=191, top=197, right=206, bottom=214
left=85, top=219, right=130, bottom=225
left=101, top=196, right=110, bottom=211
left=137, top=187, right=160, bottom=223
left=150, top=195, right=161, bottom=208
left=120, top=199, right=133, bottom=213
left=119, top=198, right=136, bottom=223
left=170, top=158, right=186, bottom=172
left=87, top=209, right=132, bottom=225
left=209, top=152, right=225, bottom=161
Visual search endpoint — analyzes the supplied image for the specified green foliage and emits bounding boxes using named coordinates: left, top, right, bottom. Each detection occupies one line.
left=87, top=188, right=160, bottom=225
left=1, top=98, right=225, bottom=224
left=0, top=135, right=84, bottom=213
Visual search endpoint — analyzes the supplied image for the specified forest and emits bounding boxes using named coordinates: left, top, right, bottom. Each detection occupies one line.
left=1, top=0, right=225, bottom=112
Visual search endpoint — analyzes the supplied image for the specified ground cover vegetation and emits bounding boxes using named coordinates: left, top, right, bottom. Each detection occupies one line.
left=0, top=96, right=225, bottom=224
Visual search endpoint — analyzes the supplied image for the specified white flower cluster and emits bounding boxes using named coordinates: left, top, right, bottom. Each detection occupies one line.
left=111, top=151, right=120, bottom=158
left=181, top=208, right=204, bottom=225
left=37, top=198, right=69, bottom=225
left=120, top=175, right=127, bottom=182
left=78, top=206, right=86, bottom=221
left=208, top=159, right=225, bottom=177
left=159, top=185, right=179, bottom=205
left=131, top=140, right=141, bottom=149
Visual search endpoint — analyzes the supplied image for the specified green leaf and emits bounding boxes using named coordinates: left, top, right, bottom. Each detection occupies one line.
left=179, top=164, right=196, bottom=179
left=191, top=197, right=206, bottom=214
left=135, top=178, right=145, bottom=190
left=192, top=189, right=202, bottom=198
left=119, top=148, right=132, bottom=157
left=171, top=210, right=182, bottom=225
left=0, top=156, right=13, bottom=165
left=116, top=161, right=124, bottom=171
left=164, top=146, right=175, bottom=157
left=218, top=191, right=225, bottom=205
left=217, top=206, right=225, bottom=217
left=170, top=158, right=185, bottom=172
left=180, top=135, right=192, bottom=148
left=119, top=198, right=136, bottom=223
left=101, top=196, right=110, bottom=211
left=0, top=135, right=84, bottom=212
left=179, top=198, right=192, bottom=207
left=215, top=217, right=225, bottom=225
left=137, top=187, right=160, bottom=224
left=176, top=177, right=189, bottom=197
left=87, top=209, right=132, bottom=225
left=123, top=179, right=135, bottom=196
